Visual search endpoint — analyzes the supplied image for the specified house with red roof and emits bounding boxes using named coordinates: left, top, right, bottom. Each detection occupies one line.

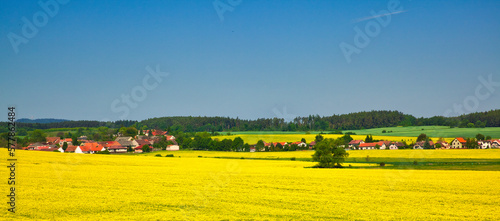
left=75, top=145, right=91, bottom=154
left=359, top=143, right=377, bottom=150
left=108, top=145, right=128, bottom=153
left=478, top=140, right=491, bottom=149
left=134, top=144, right=153, bottom=153
left=136, top=139, right=151, bottom=146
left=64, top=145, right=78, bottom=153
left=378, top=141, right=391, bottom=150
left=151, top=129, right=167, bottom=136
left=291, top=141, right=307, bottom=148
left=80, top=142, right=105, bottom=153
left=348, top=140, right=364, bottom=149
left=309, top=141, right=316, bottom=149
left=491, top=140, right=500, bottom=149
left=35, top=146, right=52, bottom=151
left=451, top=137, right=467, bottom=149
left=413, top=141, right=434, bottom=149
left=435, top=141, right=450, bottom=149
left=45, top=137, right=60, bottom=145
left=388, top=142, right=404, bottom=150
left=58, top=138, right=73, bottom=146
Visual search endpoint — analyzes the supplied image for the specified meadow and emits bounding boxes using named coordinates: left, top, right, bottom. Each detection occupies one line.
left=213, top=133, right=432, bottom=145
left=1, top=149, right=499, bottom=220
left=215, top=126, right=500, bottom=144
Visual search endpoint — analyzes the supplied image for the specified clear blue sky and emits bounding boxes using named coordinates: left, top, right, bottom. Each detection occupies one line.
left=1, top=0, right=499, bottom=121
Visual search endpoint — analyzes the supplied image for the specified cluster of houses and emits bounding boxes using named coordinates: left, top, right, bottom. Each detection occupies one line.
left=249, top=141, right=309, bottom=152
left=22, top=129, right=179, bottom=154
left=20, top=129, right=500, bottom=153
left=346, top=137, right=500, bottom=150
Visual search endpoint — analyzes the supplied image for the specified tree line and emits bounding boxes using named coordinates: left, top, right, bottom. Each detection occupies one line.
left=2, top=109, right=499, bottom=134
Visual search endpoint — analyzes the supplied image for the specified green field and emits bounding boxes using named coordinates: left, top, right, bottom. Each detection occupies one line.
left=226, top=126, right=500, bottom=139
left=141, top=149, right=500, bottom=171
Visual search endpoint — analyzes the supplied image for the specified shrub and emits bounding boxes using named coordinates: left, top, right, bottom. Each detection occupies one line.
left=198, top=156, right=203, bottom=158
left=96, top=150, right=110, bottom=154
left=240, top=157, right=244, bottom=159
left=166, top=154, right=174, bottom=157
left=155, top=154, right=162, bottom=157
left=290, top=157, right=296, bottom=161
left=380, top=162, right=386, bottom=167
left=413, top=160, right=418, bottom=165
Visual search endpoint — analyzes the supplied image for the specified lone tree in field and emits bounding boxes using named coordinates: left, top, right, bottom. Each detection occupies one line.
left=416, top=133, right=427, bottom=142
left=256, top=140, right=265, bottom=152
left=312, top=138, right=349, bottom=168
left=476, top=133, right=485, bottom=141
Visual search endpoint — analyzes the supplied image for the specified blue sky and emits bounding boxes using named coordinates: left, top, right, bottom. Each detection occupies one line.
left=1, top=0, right=499, bottom=121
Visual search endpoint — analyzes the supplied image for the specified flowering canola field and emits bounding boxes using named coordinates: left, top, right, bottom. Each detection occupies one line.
left=212, top=134, right=453, bottom=144
left=1, top=149, right=499, bottom=220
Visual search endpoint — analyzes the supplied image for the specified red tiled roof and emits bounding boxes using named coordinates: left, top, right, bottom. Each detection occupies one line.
left=456, top=137, right=466, bottom=143
left=46, top=137, right=60, bottom=144
left=348, top=140, right=363, bottom=145
left=65, top=145, right=78, bottom=152
left=102, top=141, right=121, bottom=148
left=151, top=129, right=167, bottom=136
left=136, top=140, right=150, bottom=145
left=134, top=144, right=152, bottom=150
left=78, top=145, right=91, bottom=152
left=109, top=145, right=127, bottom=150
left=36, top=146, right=51, bottom=150
left=80, top=142, right=104, bottom=151
left=359, top=143, right=376, bottom=147
left=60, top=138, right=73, bottom=143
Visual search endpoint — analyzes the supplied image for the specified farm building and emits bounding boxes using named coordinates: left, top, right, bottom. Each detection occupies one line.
left=388, top=142, right=404, bottom=150
left=108, top=145, right=128, bottom=153
left=451, top=138, right=467, bottom=149
left=348, top=140, right=364, bottom=149
left=166, top=145, right=180, bottom=151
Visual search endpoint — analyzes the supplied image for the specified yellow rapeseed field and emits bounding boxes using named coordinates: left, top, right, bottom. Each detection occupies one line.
left=149, top=149, right=500, bottom=160
left=1, top=149, right=499, bottom=220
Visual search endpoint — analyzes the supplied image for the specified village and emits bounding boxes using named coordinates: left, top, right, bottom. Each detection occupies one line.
left=20, top=129, right=500, bottom=154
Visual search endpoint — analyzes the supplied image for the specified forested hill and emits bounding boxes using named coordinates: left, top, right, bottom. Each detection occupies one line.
left=2, top=110, right=499, bottom=132
left=16, top=118, right=69, bottom=124
left=139, top=110, right=500, bottom=132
